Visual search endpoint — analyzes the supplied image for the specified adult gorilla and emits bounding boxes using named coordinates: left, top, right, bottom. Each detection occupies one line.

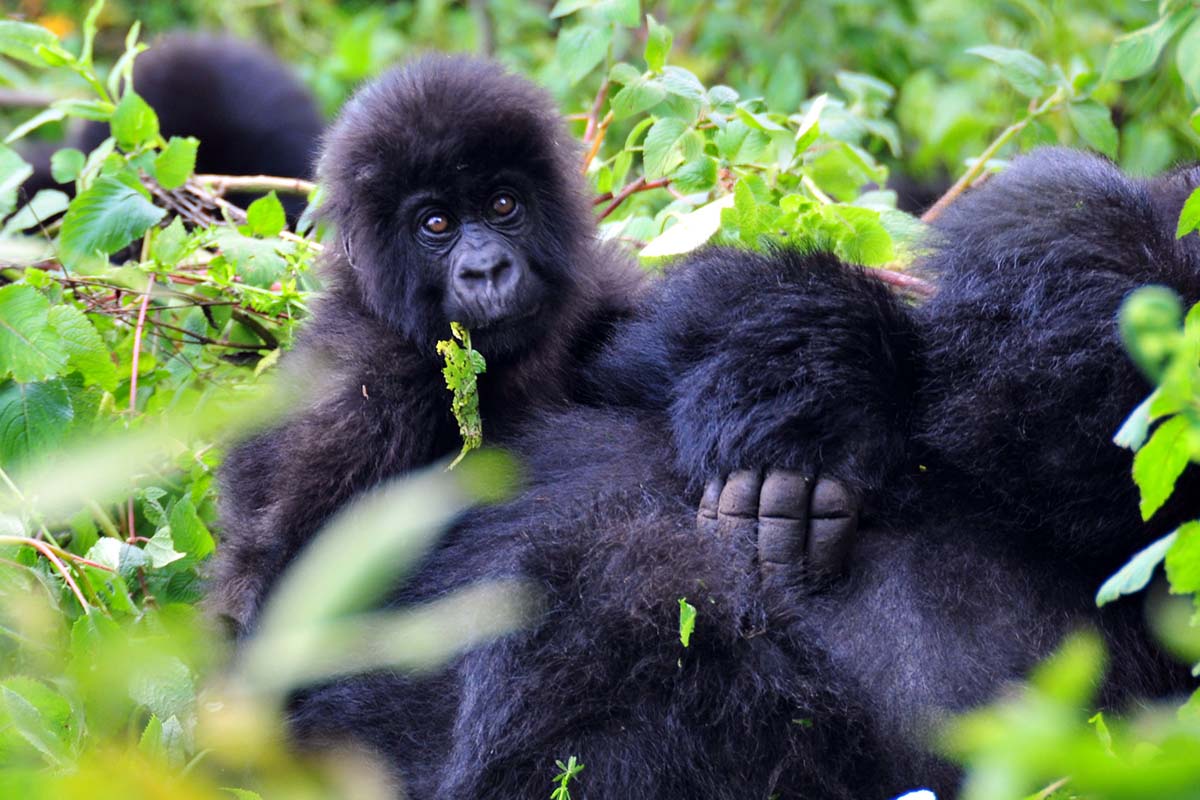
left=286, top=149, right=1198, bottom=799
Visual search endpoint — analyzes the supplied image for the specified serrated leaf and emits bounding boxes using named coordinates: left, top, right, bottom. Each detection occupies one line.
left=1096, top=530, right=1177, bottom=605
left=1067, top=101, right=1118, bottom=158
left=644, top=15, right=672, bottom=72
left=661, top=66, right=705, bottom=102
left=556, top=25, right=612, bottom=86
left=144, top=529, right=186, bottom=568
left=153, top=217, right=191, bottom=266
left=0, top=21, right=62, bottom=66
left=1105, top=10, right=1189, bottom=82
left=4, top=107, right=66, bottom=144
left=1, top=189, right=69, bottom=236
left=139, top=714, right=165, bottom=760
left=640, top=194, right=733, bottom=258
left=0, top=284, right=69, bottom=382
left=59, top=175, right=166, bottom=265
left=1165, top=521, right=1200, bottom=595
left=1178, top=18, right=1200, bottom=98
left=671, top=157, right=718, bottom=193
left=678, top=597, right=696, bottom=647
left=1133, top=415, right=1196, bottom=520
left=968, top=45, right=1052, bottom=98
left=245, top=191, right=286, bottom=237
left=1178, top=186, right=1200, bottom=239
left=168, top=495, right=215, bottom=561
left=610, top=77, right=667, bottom=120
left=154, top=136, right=198, bottom=190
left=130, top=656, right=195, bottom=722
left=50, top=148, right=85, bottom=184
left=0, top=144, right=33, bottom=217
left=213, top=229, right=288, bottom=288
left=111, top=91, right=160, bottom=151
left=707, top=85, right=739, bottom=110
left=549, top=0, right=598, bottom=18
left=642, top=117, right=689, bottom=179
left=0, top=685, right=70, bottom=767
left=47, top=304, right=117, bottom=391
left=84, top=538, right=149, bottom=580
left=0, top=380, right=72, bottom=467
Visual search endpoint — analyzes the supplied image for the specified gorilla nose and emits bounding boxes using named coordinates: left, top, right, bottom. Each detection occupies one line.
left=454, top=248, right=520, bottom=295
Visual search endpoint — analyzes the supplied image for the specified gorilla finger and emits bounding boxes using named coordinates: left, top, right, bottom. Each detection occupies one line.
left=758, top=469, right=812, bottom=518
left=758, top=516, right=807, bottom=566
left=806, top=516, right=858, bottom=580
left=697, top=476, right=722, bottom=536
left=717, top=469, right=762, bottom=542
left=810, top=478, right=858, bottom=519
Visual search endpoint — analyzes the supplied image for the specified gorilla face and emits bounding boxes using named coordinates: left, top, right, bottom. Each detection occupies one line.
left=319, top=55, right=594, bottom=361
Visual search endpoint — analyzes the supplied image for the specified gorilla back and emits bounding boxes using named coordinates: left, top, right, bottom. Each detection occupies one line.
left=287, top=150, right=1197, bottom=799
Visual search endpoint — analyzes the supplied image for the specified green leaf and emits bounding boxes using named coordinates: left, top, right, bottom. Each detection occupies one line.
left=110, top=91, right=160, bottom=151
left=154, top=136, right=198, bottom=190
left=59, top=175, right=166, bottom=265
left=1133, top=415, right=1197, bottom=520
left=50, top=148, right=86, bottom=184
left=0, top=380, right=73, bottom=467
left=168, top=495, right=215, bottom=561
left=1178, top=186, right=1200, bottom=239
left=661, top=66, right=706, bottom=103
left=549, top=0, right=598, bottom=18
left=1177, top=18, right=1200, bottom=98
left=967, top=45, right=1051, bottom=98
left=0, top=144, right=33, bottom=217
left=212, top=230, right=288, bottom=288
left=223, top=790, right=265, bottom=800
left=1, top=189, right=69, bottom=236
left=1105, top=10, right=1189, bottom=82
left=144, top=528, right=187, bottom=569
left=707, top=85, right=739, bottom=110
left=52, top=98, right=113, bottom=122
left=0, top=21, right=62, bottom=66
left=47, top=304, right=117, bottom=391
left=1067, top=101, right=1118, bottom=159
left=1165, top=521, right=1200, bottom=595
left=0, top=284, right=69, bottom=382
left=644, top=16, right=672, bottom=72
left=152, top=217, right=191, bottom=266
left=245, top=191, right=287, bottom=237
left=436, top=322, right=487, bottom=468
left=556, top=25, right=612, bottom=86
left=641, top=194, right=733, bottom=258
left=84, top=538, right=149, bottom=580
left=0, top=685, right=71, bottom=767
left=678, top=597, right=696, bottom=647
left=1096, top=530, right=1178, bottom=606
left=610, top=77, right=667, bottom=120
left=130, top=656, right=195, bottom=722
left=671, top=157, right=718, bottom=193
left=4, top=107, right=66, bottom=144
left=1120, top=286, right=1184, bottom=379
left=642, top=117, right=689, bottom=179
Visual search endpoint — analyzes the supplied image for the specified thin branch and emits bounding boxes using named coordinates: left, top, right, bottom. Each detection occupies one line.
left=193, top=173, right=317, bottom=197
left=126, top=276, right=154, bottom=544
left=597, top=177, right=671, bottom=220
left=922, top=87, right=1065, bottom=223
left=582, top=81, right=611, bottom=146
left=869, top=268, right=936, bottom=297
left=0, top=536, right=92, bottom=610
left=581, top=111, right=615, bottom=175
left=0, top=88, right=55, bottom=107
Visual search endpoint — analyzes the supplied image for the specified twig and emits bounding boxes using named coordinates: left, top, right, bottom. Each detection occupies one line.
left=922, top=87, right=1065, bottom=223
left=0, top=536, right=92, bottom=610
left=581, top=112, right=615, bottom=175
left=597, top=177, right=670, bottom=220
left=126, top=276, right=154, bottom=543
left=582, top=81, right=611, bottom=146
left=869, top=268, right=936, bottom=297
left=1030, top=777, right=1070, bottom=800
left=0, top=88, right=55, bottom=107
left=193, top=173, right=317, bottom=197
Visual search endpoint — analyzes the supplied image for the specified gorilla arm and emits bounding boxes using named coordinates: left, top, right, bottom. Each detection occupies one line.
left=213, top=294, right=456, bottom=633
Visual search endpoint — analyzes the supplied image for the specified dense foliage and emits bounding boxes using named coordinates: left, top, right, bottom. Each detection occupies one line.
left=0, top=1, right=1199, bottom=797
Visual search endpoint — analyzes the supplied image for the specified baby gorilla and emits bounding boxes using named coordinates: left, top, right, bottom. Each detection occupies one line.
left=213, top=56, right=643, bottom=632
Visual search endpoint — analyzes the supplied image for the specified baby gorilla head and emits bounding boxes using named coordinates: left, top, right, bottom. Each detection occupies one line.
left=319, top=55, right=594, bottom=359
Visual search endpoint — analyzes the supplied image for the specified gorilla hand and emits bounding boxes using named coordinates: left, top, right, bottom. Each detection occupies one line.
left=697, top=469, right=859, bottom=589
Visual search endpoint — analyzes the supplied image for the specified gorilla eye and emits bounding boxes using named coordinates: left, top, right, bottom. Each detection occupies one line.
left=491, top=193, right=518, bottom=218
left=423, top=213, right=451, bottom=234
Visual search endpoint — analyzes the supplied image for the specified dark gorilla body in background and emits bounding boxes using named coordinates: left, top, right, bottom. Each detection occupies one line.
left=288, top=150, right=1197, bottom=799
left=213, top=57, right=644, bottom=632
left=21, top=33, right=323, bottom=219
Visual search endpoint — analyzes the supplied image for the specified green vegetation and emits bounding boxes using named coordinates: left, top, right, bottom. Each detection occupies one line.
left=0, top=1, right=1199, bottom=797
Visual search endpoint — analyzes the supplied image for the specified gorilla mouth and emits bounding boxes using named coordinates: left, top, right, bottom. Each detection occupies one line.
left=473, top=302, right=542, bottom=331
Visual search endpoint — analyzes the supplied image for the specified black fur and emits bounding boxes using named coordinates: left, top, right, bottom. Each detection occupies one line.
left=213, top=56, right=643, bottom=632
left=21, top=33, right=323, bottom=218
left=281, top=149, right=1198, bottom=798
